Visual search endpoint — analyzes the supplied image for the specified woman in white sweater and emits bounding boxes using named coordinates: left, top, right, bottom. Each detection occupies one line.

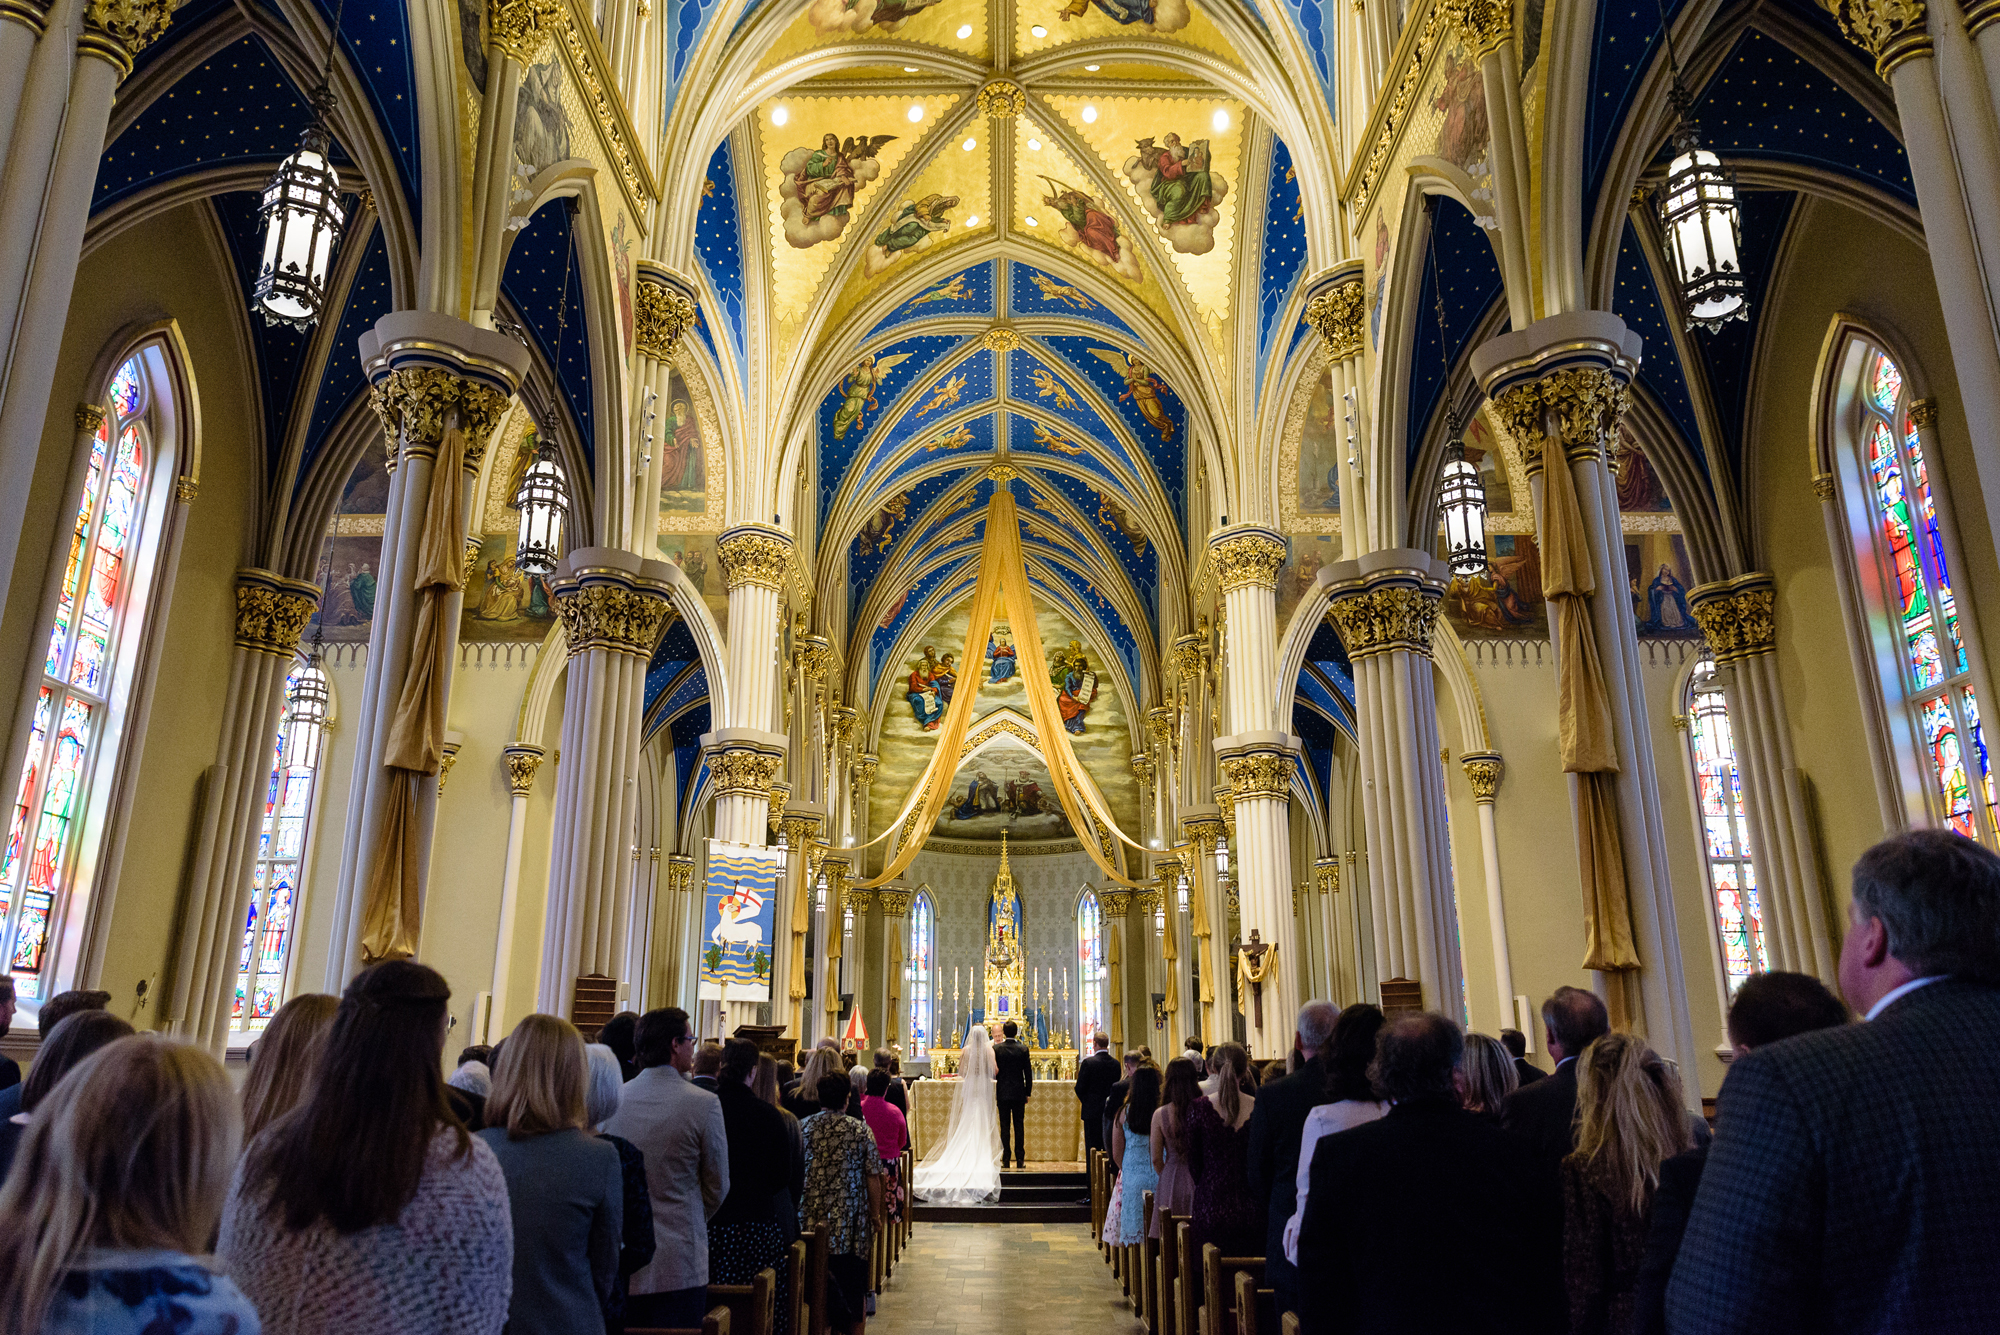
left=219, top=961, right=514, bottom=1335
left=1282, top=1003, right=1390, bottom=1264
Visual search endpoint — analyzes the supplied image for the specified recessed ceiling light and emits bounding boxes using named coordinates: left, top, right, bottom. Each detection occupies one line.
left=1082, top=105, right=1098, bottom=123
left=1084, top=63, right=1099, bottom=71
left=1026, top=215, right=1039, bottom=226
left=1030, top=23, right=1047, bottom=36
left=956, top=22, right=972, bottom=37
left=1212, top=108, right=1230, bottom=131
left=908, top=104, right=924, bottom=122
left=772, top=106, right=788, bottom=126
left=1027, top=138, right=1042, bottom=150
left=965, top=214, right=980, bottom=226
left=962, top=137, right=977, bottom=150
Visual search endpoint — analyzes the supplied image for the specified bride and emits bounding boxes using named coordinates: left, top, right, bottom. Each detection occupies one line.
left=912, top=1025, right=1002, bottom=1205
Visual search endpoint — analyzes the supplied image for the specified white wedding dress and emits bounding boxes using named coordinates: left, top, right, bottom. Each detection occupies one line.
left=912, top=1026, right=1003, bottom=1205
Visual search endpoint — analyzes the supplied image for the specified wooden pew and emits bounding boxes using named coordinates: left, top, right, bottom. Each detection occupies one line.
left=1154, top=1208, right=1178, bottom=1335
left=1280, top=1312, right=1301, bottom=1335
left=1140, top=1191, right=1157, bottom=1328
left=705, top=1267, right=775, bottom=1335
left=784, top=1239, right=806, bottom=1335
left=801, top=1228, right=830, bottom=1335
left=1197, top=1246, right=1264, bottom=1335
left=1231, top=1269, right=1279, bottom=1335
left=628, top=1306, right=730, bottom=1335
left=1174, top=1221, right=1200, bottom=1335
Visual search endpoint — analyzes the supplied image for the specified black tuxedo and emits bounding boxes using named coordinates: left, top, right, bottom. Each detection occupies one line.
left=1513, top=1056, right=1546, bottom=1086
left=1297, top=1096, right=1564, bottom=1335
left=1244, top=1054, right=1333, bottom=1314
left=1500, top=1054, right=1579, bottom=1170
left=1102, top=1077, right=1130, bottom=1175
left=994, top=1037, right=1033, bottom=1167
left=1074, top=1050, right=1120, bottom=1154
left=1668, top=978, right=2000, bottom=1334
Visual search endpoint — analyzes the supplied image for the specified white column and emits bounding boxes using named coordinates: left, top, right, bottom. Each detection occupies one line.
left=488, top=745, right=544, bottom=1039
left=1459, top=753, right=1513, bottom=1026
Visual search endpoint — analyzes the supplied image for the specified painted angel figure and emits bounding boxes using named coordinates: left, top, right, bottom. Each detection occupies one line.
left=1089, top=348, right=1175, bottom=441
left=831, top=351, right=912, bottom=440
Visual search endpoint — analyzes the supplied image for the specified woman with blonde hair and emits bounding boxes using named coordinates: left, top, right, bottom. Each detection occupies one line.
left=1561, top=1032, right=1692, bottom=1335
left=1456, top=1031, right=1519, bottom=1123
left=478, top=1014, right=624, bottom=1335
left=241, top=993, right=338, bottom=1142
left=0, top=1035, right=260, bottom=1334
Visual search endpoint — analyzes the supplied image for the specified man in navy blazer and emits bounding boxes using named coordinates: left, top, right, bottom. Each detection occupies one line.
left=1499, top=985, right=1609, bottom=1171
left=1667, top=829, right=2000, bottom=1334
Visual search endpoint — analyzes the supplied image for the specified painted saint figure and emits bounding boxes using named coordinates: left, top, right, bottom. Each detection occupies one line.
left=952, top=770, right=1000, bottom=821
left=1057, top=654, right=1099, bottom=734
left=1133, top=133, right=1218, bottom=224
left=873, top=193, right=958, bottom=257
left=987, top=628, right=1018, bottom=683
left=661, top=397, right=704, bottom=493
left=1041, top=178, right=1123, bottom=262
left=908, top=650, right=945, bottom=730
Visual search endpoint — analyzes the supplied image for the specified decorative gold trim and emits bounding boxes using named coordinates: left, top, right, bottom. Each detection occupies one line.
left=1461, top=754, right=1504, bottom=802
left=1688, top=574, right=1778, bottom=664
left=1818, top=0, right=1933, bottom=77
left=1325, top=583, right=1442, bottom=660
left=386, top=367, right=512, bottom=470
left=80, top=0, right=172, bottom=71
left=0, top=0, right=50, bottom=37
left=1967, top=0, right=2000, bottom=37
left=489, top=0, right=564, bottom=62
left=233, top=571, right=321, bottom=657
left=977, top=79, right=1026, bottom=118
left=1100, top=890, right=1134, bottom=917
left=1812, top=472, right=1837, bottom=501
left=709, top=748, right=784, bottom=799
left=1494, top=368, right=1626, bottom=471
left=1208, top=528, right=1287, bottom=593
left=664, top=853, right=697, bottom=894
left=437, top=744, right=461, bottom=793
left=75, top=403, right=105, bottom=433
left=981, top=325, right=1021, bottom=352
left=1312, top=856, right=1340, bottom=895
left=1302, top=278, right=1365, bottom=362
left=1218, top=752, right=1292, bottom=800
left=504, top=747, right=545, bottom=796
left=174, top=476, right=198, bottom=504
left=718, top=527, right=793, bottom=591
left=1908, top=397, right=1939, bottom=429
left=1345, top=1, right=1449, bottom=216
left=553, top=8, right=654, bottom=221
left=876, top=888, right=915, bottom=916
left=1436, top=0, right=1512, bottom=57
left=635, top=276, right=697, bottom=361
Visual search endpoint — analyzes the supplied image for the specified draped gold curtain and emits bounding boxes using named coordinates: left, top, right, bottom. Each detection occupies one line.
left=853, top=485, right=1145, bottom=888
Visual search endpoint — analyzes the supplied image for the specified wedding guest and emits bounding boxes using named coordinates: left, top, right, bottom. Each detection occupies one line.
left=757, top=1056, right=807, bottom=1239
left=1188, top=1042, right=1259, bottom=1256
left=478, top=1015, right=622, bottom=1335
left=1503, top=986, right=1611, bottom=1169
left=598, top=1012, right=640, bottom=1082
left=605, top=1007, right=728, bottom=1330
left=0, top=1036, right=259, bottom=1335
left=1103, top=1050, right=1142, bottom=1173
left=709, top=1039, right=792, bottom=1318
left=872, top=1048, right=909, bottom=1116
left=690, top=1042, right=725, bottom=1092
left=1284, top=1004, right=1388, bottom=1263
left=220, top=960, right=512, bottom=1335
left=1245, top=1001, right=1340, bottom=1315
left=1501, top=1028, right=1546, bottom=1086
left=1115, top=1065, right=1162, bottom=1246
left=1149, top=1056, right=1200, bottom=1233
left=1458, top=1032, right=1520, bottom=1123
left=800, top=1074, right=883, bottom=1335
left=0, top=988, right=111, bottom=1120
left=585, top=1043, right=654, bottom=1334
left=1562, top=1033, right=1692, bottom=1335
left=241, top=994, right=338, bottom=1143
left=0, top=975, right=18, bottom=1092
left=0, top=1009, right=136, bottom=1180
left=1075, top=1031, right=1119, bottom=1156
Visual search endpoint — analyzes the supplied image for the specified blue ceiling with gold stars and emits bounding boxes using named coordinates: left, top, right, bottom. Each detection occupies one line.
left=502, top=199, right=598, bottom=476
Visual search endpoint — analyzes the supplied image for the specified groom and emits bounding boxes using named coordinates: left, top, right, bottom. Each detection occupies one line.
left=995, top=1020, right=1033, bottom=1170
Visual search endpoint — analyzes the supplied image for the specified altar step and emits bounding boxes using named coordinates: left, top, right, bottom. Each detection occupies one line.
left=911, top=1170, right=1093, bottom=1224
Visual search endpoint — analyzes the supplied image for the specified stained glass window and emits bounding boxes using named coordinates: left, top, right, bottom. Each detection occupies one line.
left=1684, top=655, right=1766, bottom=994
left=905, top=889, right=933, bottom=1057
left=1076, top=889, right=1105, bottom=1044
left=1, top=355, right=155, bottom=999
left=232, top=663, right=324, bottom=1033
left=1849, top=345, right=1995, bottom=841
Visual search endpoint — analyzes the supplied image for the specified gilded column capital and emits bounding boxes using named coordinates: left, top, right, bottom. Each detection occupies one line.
left=76, top=403, right=105, bottom=433
left=846, top=889, right=878, bottom=914
left=877, top=889, right=915, bottom=917
left=1181, top=812, right=1225, bottom=854
left=386, top=367, right=512, bottom=470
left=853, top=751, right=880, bottom=787
left=503, top=745, right=546, bottom=796
left=1818, top=0, right=1932, bottom=77
left=1437, top=0, right=1512, bottom=55
left=977, top=78, right=1026, bottom=117
left=234, top=569, right=322, bottom=657
left=664, top=853, right=697, bottom=895
left=768, top=781, right=792, bottom=836
left=463, top=536, right=484, bottom=586
left=489, top=0, right=564, bottom=62
left=796, top=633, right=835, bottom=680
left=1167, top=633, right=1205, bottom=685
left=80, top=0, right=172, bottom=72
left=1218, top=751, right=1293, bottom=801
left=174, top=476, right=198, bottom=504
left=780, top=812, right=825, bottom=849
left=829, top=704, right=858, bottom=748
left=709, top=747, right=785, bottom=799
left=1302, top=275, right=1366, bottom=362
left=718, top=525, right=794, bottom=591
left=635, top=266, right=700, bottom=361
left=1812, top=472, right=1837, bottom=502
left=1325, top=575, right=1443, bottom=661
left=1688, top=573, right=1778, bottom=664
left=1208, top=526, right=1288, bottom=593
left=1214, top=782, right=1237, bottom=836
left=553, top=577, right=675, bottom=657
left=1100, top=890, right=1134, bottom=917
left=1908, top=397, right=1939, bottom=429
left=1312, top=856, right=1341, bottom=895
left=437, top=743, right=461, bottom=793
left=1130, top=754, right=1155, bottom=788
left=1145, top=705, right=1179, bottom=761
left=1460, top=752, right=1504, bottom=803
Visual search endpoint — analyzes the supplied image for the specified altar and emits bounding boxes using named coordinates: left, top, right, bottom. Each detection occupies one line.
left=907, top=1080, right=1083, bottom=1163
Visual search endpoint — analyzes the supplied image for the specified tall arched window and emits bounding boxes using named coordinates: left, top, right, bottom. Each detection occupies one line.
left=1832, top=338, right=1997, bottom=840
left=905, top=888, right=934, bottom=1056
left=1076, top=888, right=1105, bottom=1043
left=1, top=354, right=166, bottom=1000
left=232, top=661, right=328, bottom=1034
left=1682, top=653, right=1766, bottom=994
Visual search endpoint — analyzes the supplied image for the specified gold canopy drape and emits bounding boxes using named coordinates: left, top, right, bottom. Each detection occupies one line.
left=853, top=483, right=1145, bottom=889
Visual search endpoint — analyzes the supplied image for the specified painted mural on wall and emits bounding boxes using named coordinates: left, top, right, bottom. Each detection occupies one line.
left=779, top=133, right=897, bottom=249
left=1051, top=0, right=1191, bottom=35
left=656, top=532, right=732, bottom=627
left=832, top=352, right=912, bottom=441
left=1614, top=434, right=1672, bottom=512
left=855, top=492, right=912, bottom=555
left=514, top=53, right=572, bottom=176
left=308, top=451, right=389, bottom=643
left=805, top=0, right=947, bottom=36
left=1444, top=534, right=1547, bottom=637
left=870, top=599, right=1139, bottom=843
left=1625, top=533, right=1700, bottom=638
left=1432, top=47, right=1490, bottom=175
left=1039, top=176, right=1142, bottom=280
left=938, top=736, right=1075, bottom=840
left=864, top=194, right=960, bottom=276
left=1298, top=369, right=1341, bottom=518
left=1277, top=535, right=1339, bottom=635
left=462, top=534, right=557, bottom=642
left=659, top=370, right=710, bottom=512
left=1122, top=132, right=1229, bottom=254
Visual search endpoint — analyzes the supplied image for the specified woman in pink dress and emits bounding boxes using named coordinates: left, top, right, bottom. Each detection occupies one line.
left=1148, top=1056, right=1200, bottom=1234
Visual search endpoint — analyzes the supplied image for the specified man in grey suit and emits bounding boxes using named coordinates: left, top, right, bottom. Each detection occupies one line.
left=1667, top=829, right=2000, bottom=1334
left=605, top=1006, right=731, bottom=1330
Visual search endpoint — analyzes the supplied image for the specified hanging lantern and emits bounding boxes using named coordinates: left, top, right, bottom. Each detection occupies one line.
left=1439, top=428, right=1489, bottom=578
left=283, top=662, right=329, bottom=773
left=255, top=84, right=346, bottom=329
left=1175, top=873, right=1190, bottom=915
left=1214, top=837, right=1230, bottom=880
left=814, top=871, right=828, bottom=914
left=1152, top=901, right=1165, bottom=938
left=1658, top=133, right=1747, bottom=330
left=514, top=444, right=569, bottom=576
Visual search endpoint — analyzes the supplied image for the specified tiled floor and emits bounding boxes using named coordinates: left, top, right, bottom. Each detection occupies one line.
left=871, top=1220, right=1147, bottom=1334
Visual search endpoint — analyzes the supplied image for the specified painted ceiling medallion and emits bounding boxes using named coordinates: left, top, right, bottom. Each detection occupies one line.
left=978, top=80, right=1027, bottom=118
left=982, top=325, right=1022, bottom=351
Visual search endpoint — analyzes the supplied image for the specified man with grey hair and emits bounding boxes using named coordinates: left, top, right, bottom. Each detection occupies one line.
left=1296, top=1013, right=1562, bottom=1334
left=1246, top=999, right=1343, bottom=1319
left=1667, top=830, right=2000, bottom=1334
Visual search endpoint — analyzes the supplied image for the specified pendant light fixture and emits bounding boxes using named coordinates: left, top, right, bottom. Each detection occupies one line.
left=1425, top=197, right=1487, bottom=577
left=255, top=0, right=350, bottom=328
left=514, top=201, right=579, bottom=577
left=1653, top=0, right=1747, bottom=330
left=284, top=534, right=336, bottom=772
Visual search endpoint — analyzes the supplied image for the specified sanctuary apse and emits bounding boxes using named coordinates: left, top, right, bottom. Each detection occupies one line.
left=0, top=0, right=1990, bottom=1136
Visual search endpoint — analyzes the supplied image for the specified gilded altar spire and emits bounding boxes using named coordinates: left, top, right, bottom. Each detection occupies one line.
left=996, top=831, right=1013, bottom=891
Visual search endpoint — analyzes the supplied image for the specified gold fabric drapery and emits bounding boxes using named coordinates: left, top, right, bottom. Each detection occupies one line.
left=1531, top=409, right=1642, bottom=1006
left=362, top=420, right=473, bottom=962
left=853, top=484, right=1144, bottom=888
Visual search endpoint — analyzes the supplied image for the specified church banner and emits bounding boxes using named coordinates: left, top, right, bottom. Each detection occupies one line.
left=698, top=840, right=782, bottom=1003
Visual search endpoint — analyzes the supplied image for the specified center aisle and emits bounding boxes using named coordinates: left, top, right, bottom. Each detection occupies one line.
left=869, top=1221, right=1149, bottom=1334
